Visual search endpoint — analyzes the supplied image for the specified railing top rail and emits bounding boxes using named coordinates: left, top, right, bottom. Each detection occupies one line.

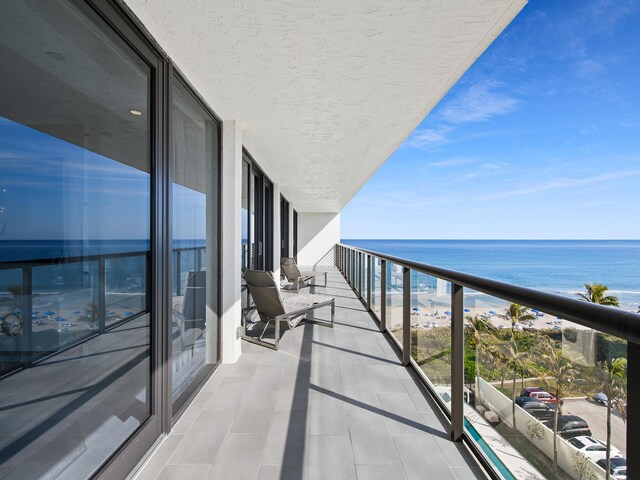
left=338, top=243, right=640, bottom=345
left=0, top=245, right=205, bottom=270
left=0, top=250, right=151, bottom=270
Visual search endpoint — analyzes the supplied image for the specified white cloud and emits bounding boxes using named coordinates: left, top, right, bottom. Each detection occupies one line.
left=406, top=126, right=450, bottom=148
left=429, top=158, right=472, bottom=168
left=576, top=59, right=604, bottom=77
left=405, top=81, right=520, bottom=151
left=478, top=170, right=640, bottom=201
left=438, top=80, right=520, bottom=125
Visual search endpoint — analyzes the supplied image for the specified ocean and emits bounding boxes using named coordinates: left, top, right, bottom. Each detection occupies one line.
left=341, top=239, right=640, bottom=311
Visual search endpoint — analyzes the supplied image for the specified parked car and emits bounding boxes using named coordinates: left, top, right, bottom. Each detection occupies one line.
left=516, top=399, right=554, bottom=421
left=543, top=415, right=591, bottom=438
left=596, top=457, right=626, bottom=480
left=594, top=392, right=608, bottom=406
left=567, top=436, right=622, bottom=462
left=519, top=387, right=562, bottom=406
left=520, top=387, right=544, bottom=397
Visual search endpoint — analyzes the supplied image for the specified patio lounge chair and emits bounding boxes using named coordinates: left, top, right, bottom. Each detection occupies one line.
left=280, top=257, right=328, bottom=292
left=243, top=269, right=334, bottom=350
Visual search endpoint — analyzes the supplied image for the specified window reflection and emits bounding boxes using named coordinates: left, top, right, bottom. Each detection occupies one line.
left=170, top=76, right=219, bottom=409
left=0, top=0, right=151, bottom=477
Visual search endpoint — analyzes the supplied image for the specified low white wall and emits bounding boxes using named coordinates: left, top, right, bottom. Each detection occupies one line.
left=477, top=379, right=605, bottom=480
left=296, top=212, right=340, bottom=268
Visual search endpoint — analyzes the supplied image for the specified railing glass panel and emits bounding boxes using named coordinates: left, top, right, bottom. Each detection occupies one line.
left=106, top=254, right=147, bottom=326
left=0, top=268, right=23, bottom=373
left=463, top=291, right=627, bottom=480
left=410, top=271, right=452, bottom=412
left=386, top=262, right=404, bottom=347
left=32, top=262, right=99, bottom=354
left=371, top=257, right=381, bottom=318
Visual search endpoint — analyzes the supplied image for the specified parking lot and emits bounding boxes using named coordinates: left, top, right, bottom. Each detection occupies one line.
left=562, top=397, right=626, bottom=456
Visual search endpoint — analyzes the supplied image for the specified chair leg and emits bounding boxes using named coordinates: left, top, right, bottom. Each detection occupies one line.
left=331, top=301, right=335, bottom=328
left=275, top=317, right=280, bottom=350
left=259, top=320, right=271, bottom=342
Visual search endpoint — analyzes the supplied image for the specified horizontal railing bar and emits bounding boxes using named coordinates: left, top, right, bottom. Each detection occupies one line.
left=338, top=243, right=640, bottom=345
left=0, top=245, right=205, bottom=270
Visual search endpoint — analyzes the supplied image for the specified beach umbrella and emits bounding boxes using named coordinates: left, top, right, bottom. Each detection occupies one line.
left=444, top=311, right=452, bottom=316
left=489, top=310, right=497, bottom=315
left=55, top=316, right=65, bottom=322
left=44, top=310, right=55, bottom=316
left=124, top=311, right=134, bottom=317
left=463, top=308, right=470, bottom=312
left=72, top=310, right=81, bottom=315
left=108, top=311, right=116, bottom=315
left=412, top=307, right=419, bottom=311
left=531, top=309, right=539, bottom=313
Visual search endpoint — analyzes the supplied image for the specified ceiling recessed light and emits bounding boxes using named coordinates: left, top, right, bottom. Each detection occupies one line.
left=129, top=109, right=143, bottom=116
left=46, top=51, right=65, bottom=61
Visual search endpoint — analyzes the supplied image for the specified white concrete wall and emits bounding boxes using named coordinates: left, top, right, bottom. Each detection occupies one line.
left=477, top=379, right=605, bottom=480
left=272, top=184, right=282, bottom=279
left=220, top=121, right=243, bottom=363
left=296, top=212, right=340, bottom=268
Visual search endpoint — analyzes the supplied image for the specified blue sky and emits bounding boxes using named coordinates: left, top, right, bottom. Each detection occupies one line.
left=341, top=0, right=640, bottom=240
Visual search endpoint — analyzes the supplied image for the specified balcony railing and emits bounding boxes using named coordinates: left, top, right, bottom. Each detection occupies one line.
left=336, top=243, right=639, bottom=480
left=0, top=246, right=205, bottom=377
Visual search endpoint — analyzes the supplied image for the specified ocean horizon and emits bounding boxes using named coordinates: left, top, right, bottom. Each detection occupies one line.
left=341, top=239, right=640, bottom=310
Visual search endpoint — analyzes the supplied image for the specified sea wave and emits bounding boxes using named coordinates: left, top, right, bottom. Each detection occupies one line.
left=561, top=289, right=640, bottom=295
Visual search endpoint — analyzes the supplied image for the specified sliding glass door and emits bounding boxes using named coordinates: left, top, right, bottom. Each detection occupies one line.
left=0, top=1, right=223, bottom=477
left=241, top=152, right=273, bottom=273
left=240, top=153, right=274, bottom=336
left=0, top=1, right=156, bottom=477
left=170, top=74, right=220, bottom=413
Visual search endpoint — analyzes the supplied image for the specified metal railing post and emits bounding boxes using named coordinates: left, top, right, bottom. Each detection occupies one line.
left=380, top=260, right=387, bottom=332
left=402, top=266, right=410, bottom=366
left=358, top=252, right=363, bottom=297
left=366, top=254, right=372, bottom=311
left=628, top=341, right=639, bottom=480
left=21, top=266, right=33, bottom=365
left=351, top=249, right=355, bottom=286
left=175, top=251, right=181, bottom=296
left=98, top=258, right=106, bottom=334
left=451, top=282, right=464, bottom=442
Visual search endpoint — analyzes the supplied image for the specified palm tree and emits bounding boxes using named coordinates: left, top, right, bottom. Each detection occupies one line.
left=591, top=358, right=627, bottom=480
left=508, top=340, right=529, bottom=431
left=540, top=346, right=578, bottom=471
left=466, top=315, right=496, bottom=396
left=505, top=303, right=536, bottom=334
left=577, top=283, right=620, bottom=307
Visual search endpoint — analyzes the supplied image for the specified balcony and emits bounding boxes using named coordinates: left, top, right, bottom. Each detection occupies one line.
left=135, top=267, right=486, bottom=480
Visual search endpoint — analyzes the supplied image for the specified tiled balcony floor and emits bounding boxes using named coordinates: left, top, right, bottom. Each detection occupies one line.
left=134, top=268, right=486, bottom=480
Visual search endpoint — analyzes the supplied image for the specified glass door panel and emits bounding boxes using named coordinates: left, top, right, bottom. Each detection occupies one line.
left=171, top=75, right=219, bottom=411
left=0, top=1, right=152, bottom=477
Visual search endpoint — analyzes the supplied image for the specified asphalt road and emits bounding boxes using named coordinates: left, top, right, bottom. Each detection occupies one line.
left=562, top=397, right=626, bottom=457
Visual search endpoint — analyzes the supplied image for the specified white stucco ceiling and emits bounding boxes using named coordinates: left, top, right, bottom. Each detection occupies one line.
left=124, top=0, right=525, bottom=212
